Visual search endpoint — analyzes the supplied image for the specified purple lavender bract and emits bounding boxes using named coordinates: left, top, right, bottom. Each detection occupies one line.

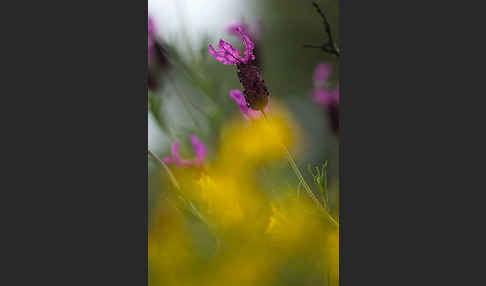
left=209, top=26, right=269, bottom=112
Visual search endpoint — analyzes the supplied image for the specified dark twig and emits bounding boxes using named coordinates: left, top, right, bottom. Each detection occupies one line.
left=304, top=1, right=340, bottom=58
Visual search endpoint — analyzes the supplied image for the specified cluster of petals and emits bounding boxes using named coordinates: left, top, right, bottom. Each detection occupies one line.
left=208, top=26, right=255, bottom=65
left=162, top=135, right=206, bottom=167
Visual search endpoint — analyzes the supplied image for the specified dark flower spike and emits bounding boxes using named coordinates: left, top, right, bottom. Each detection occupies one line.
left=236, top=62, right=269, bottom=111
left=209, top=26, right=269, bottom=112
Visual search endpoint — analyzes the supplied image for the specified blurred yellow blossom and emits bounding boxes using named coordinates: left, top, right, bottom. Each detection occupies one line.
left=149, top=106, right=338, bottom=286
left=218, top=107, right=298, bottom=171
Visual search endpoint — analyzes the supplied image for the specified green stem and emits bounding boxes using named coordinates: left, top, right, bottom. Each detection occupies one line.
left=148, top=150, right=214, bottom=230
left=286, top=147, right=338, bottom=227
left=147, top=149, right=181, bottom=190
left=261, top=111, right=338, bottom=227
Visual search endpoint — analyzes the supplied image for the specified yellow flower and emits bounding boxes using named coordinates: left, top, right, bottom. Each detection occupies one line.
left=197, top=174, right=245, bottom=226
left=218, top=109, right=297, bottom=173
left=148, top=103, right=339, bottom=285
left=322, top=228, right=339, bottom=285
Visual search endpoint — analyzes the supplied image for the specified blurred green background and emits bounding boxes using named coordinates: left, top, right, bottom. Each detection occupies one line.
left=148, top=0, right=339, bottom=214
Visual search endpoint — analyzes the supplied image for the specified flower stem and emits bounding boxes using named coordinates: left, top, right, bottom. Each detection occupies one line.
left=147, top=149, right=181, bottom=190
left=284, top=146, right=338, bottom=226
left=260, top=111, right=338, bottom=227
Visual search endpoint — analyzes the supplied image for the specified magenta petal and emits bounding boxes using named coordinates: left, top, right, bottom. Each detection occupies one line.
left=162, top=157, right=172, bottom=164
left=208, top=43, right=240, bottom=65
left=228, top=89, right=267, bottom=120
left=208, top=44, right=216, bottom=56
left=163, top=137, right=206, bottom=167
left=229, top=89, right=253, bottom=120
left=312, top=88, right=329, bottom=105
left=226, top=21, right=249, bottom=37
left=219, top=40, right=243, bottom=62
left=235, top=26, right=255, bottom=63
left=312, top=87, right=339, bottom=107
left=246, top=109, right=262, bottom=120
left=218, top=40, right=234, bottom=52
left=263, top=105, right=270, bottom=114
left=190, top=135, right=206, bottom=164
left=229, top=89, right=246, bottom=106
left=239, top=106, right=253, bottom=120
left=208, top=25, right=255, bottom=65
left=170, top=142, right=180, bottom=158
left=313, top=63, right=332, bottom=87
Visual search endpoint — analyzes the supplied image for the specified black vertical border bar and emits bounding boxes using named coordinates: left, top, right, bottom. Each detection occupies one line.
left=2, top=0, right=149, bottom=284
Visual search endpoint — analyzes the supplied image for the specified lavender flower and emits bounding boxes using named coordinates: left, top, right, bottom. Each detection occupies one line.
left=162, top=135, right=206, bottom=167
left=311, top=63, right=339, bottom=135
left=226, top=20, right=262, bottom=67
left=209, top=26, right=269, bottom=112
left=208, top=26, right=255, bottom=65
left=313, top=63, right=332, bottom=87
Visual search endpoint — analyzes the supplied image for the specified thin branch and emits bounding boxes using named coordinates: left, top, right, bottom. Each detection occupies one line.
left=305, top=1, right=340, bottom=58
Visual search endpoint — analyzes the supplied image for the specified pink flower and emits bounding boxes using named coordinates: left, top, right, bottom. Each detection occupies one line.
left=312, top=87, right=339, bottom=106
left=311, top=62, right=339, bottom=135
left=162, top=135, right=206, bottom=167
left=311, top=62, right=338, bottom=106
left=208, top=26, right=255, bottom=65
left=313, top=63, right=332, bottom=87
left=229, top=90, right=269, bottom=120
